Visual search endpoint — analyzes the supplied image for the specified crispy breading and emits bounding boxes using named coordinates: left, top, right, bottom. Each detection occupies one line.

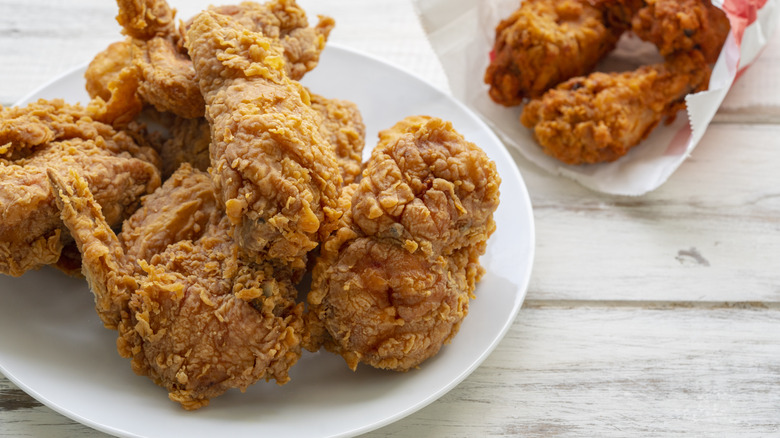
left=306, top=116, right=500, bottom=371
left=520, top=51, right=712, bottom=164
left=484, top=0, right=637, bottom=106
left=86, top=0, right=335, bottom=121
left=48, top=164, right=304, bottom=410
left=631, top=0, right=731, bottom=64
left=0, top=99, right=160, bottom=276
left=187, top=10, right=342, bottom=271
left=310, top=94, right=365, bottom=184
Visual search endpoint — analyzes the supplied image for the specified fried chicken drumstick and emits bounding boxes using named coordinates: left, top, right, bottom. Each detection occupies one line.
left=484, top=0, right=640, bottom=106
left=48, top=164, right=304, bottom=410
left=520, top=51, right=712, bottom=164
left=0, top=99, right=160, bottom=276
left=186, top=10, right=343, bottom=272
left=517, top=0, right=730, bottom=164
left=306, top=116, right=501, bottom=371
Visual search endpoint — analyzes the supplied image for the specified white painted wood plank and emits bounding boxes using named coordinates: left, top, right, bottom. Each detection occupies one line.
left=516, top=122, right=780, bottom=303
left=369, top=306, right=780, bottom=437
left=3, top=307, right=779, bottom=437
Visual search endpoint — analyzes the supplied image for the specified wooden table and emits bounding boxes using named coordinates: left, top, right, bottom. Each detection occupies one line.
left=2, top=0, right=779, bottom=436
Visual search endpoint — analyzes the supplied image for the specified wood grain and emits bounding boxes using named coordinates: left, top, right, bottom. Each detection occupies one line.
left=1, top=0, right=779, bottom=437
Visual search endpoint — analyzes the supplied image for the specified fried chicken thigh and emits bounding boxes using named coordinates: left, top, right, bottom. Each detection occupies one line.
left=306, top=116, right=501, bottom=371
left=48, top=164, right=304, bottom=410
left=484, top=0, right=638, bottom=106
left=521, top=51, right=712, bottom=164
left=0, top=99, right=160, bottom=276
left=187, top=10, right=342, bottom=271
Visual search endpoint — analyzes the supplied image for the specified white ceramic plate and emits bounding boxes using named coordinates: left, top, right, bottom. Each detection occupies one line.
left=0, top=44, right=535, bottom=438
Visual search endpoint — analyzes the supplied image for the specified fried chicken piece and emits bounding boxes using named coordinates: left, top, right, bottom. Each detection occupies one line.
left=90, top=0, right=334, bottom=121
left=187, top=10, right=342, bottom=271
left=84, top=39, right=144, bottom=126
left=84, top=0, right=180, bottom=123
left=116, top=0, right=177, bottom=40
left=208, top=1, right=335, bottom=81
left=631, top=0, right=731, bottom=64
left=48, top=164, right=304, bottom=410
left=521, top=51, right=712, bottom=164
left=0, top=99, right=160, bottom=277
left=306, top=116, right=501, bottom=371
left=132, top=34, right=206, bottom=119
left=485, top=0, right=640, bottom=106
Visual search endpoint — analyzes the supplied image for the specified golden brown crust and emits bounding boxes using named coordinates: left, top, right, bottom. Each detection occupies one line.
left=187, top=10, right=342, bottom=271
left=310, top=93, right=366, bottom=185
left=307, top=116, right=500, bottom=371
left=115, top=0, right=177, bottom=41
left=631, top=0, right=731, bottom=64
left=49, top=164, right=305, bottom=410
left=520, top=51, right=712, bottom=164
left=0, top=99, right=160, bottom=276
left=485, top=0, right=631, bottom=106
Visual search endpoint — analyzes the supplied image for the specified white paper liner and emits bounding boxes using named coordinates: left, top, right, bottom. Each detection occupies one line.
left=412, top=0, right=780, bottom=195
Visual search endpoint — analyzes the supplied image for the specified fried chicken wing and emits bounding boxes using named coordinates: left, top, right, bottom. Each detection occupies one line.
left=0, top=99, right=160, bottom=277
left=306, top=116, right=501, bottom=371
left=520, top=51, right=712, bottom=164
left=48, top=164, right=304, bottom=410
left=485, top=0, right=639, bottom=106
left=631, top=0, right=731, bottom=63
left=187, top=10, right=342, bottom=271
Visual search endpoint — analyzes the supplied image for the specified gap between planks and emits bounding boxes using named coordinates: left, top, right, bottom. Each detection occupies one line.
left=522, top=299, right=780, bottom=310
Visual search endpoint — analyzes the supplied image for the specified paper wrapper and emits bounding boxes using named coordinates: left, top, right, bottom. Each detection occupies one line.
left=412, top=0, right=780, bottom=195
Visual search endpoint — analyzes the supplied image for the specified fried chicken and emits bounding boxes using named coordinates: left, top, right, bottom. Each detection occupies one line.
left=520, top=51, right=712, bottom=164
left=484, top=0, right=639, bottom=106
left=186, top=10, right=342, bottom=271
left=133, top=91, right=364, bottom=182
left=115, top=0, right=177, bottom=40
left=84, top=39, right=144, bottom=126
left=306, top=116, right=501, bottom=371
left=310, top=94, right=365, bottom=184
left=48, top=164, right=304, bottom=410
left=86, top=0, right=335, bottom=123
left=0, top=99, right=160, bottom=277
left=207, top=1, right=335, bottom=82
left=631, top=0, right=731, bottom=64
